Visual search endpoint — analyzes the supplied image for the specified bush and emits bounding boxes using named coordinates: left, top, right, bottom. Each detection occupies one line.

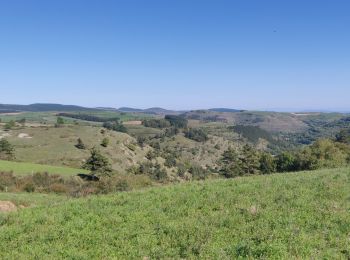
left=75, top=138, right=86, bottom=149
left=23, top=182, right=35, bottom=192
left=49, top=183, right=68, bottom=193
left=101, top=137, right=110, bottom=147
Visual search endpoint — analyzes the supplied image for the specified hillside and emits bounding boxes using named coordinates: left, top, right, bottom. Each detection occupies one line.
left=1, top=125, right=151, bottom=172
left=1, top=168, right=349, bottom=259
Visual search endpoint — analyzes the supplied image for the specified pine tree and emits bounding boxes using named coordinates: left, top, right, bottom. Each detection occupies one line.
left=241, top=144, right=260, bottom=175
left=0, top=139, right=15, bottom=160
left=83, top=147, right=112, bottom=175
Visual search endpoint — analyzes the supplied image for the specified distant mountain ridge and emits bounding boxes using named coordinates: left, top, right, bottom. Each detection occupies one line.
left=209, top=108, right=245, bottom=113
left=0, top=103, right=97, bottom=112
left=117, top=107, right=185, bottom=115
left=0, top=103, right=245, bottom=115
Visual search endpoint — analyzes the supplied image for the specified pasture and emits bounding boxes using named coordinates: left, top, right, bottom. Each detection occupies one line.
left=1, top=167, right=349, bottom=259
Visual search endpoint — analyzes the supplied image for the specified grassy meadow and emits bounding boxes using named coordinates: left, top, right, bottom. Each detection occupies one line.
left=1, top=125, right=150, bottom=172
left=1, top=167, right=349, bottom=259
left=0, top=160, right=87, bottom=176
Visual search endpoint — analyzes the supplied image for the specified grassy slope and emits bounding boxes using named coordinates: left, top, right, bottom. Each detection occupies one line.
left=0, top=192, right=68, bottom=207
left=1, top=125, right=150, bottom=172
left=0, top=160, right=88, bottom=176
left=1, top=168, right=350, bottom=259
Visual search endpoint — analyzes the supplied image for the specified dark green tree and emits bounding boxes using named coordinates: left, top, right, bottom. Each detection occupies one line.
left=240, top=144, right=260, bottom=175
left=0, top=139, right=15, bottom=160
left=259, top=152, right=276, bottom=174
left=220, top=147, right=244, bottom=178
left=83, top=147, right=112, bottom=176
left=276, top=152, right=296, bottom=172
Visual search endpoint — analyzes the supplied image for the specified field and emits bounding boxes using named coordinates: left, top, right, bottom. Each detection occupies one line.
left=1, top=167, right=349, bottom=259
left=0, top=160, right=87, bottom=176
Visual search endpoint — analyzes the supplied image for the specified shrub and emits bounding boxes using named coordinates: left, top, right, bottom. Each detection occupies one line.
left=137, top=136, right=146, bottom=148
left=164, top=156, right=177, bottom=168
left=101, top=137, right=110, bottom=147
left=23, top=182, right=35, bottom=192
left=75, top=138, right=86, bottom=149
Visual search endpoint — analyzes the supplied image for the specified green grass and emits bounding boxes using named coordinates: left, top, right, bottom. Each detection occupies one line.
left=0, top=160, right=87, bottom=176
left=2, top=125, right=150, bottom=172
left=0, top=192, right=67, bottom=207
left=1, top=168, right=350, bottom=258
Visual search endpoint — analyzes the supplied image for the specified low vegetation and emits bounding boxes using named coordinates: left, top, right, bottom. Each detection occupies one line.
left=1, top=168, right=349, bottom=258
left=0, top=160, right=87, bottom=176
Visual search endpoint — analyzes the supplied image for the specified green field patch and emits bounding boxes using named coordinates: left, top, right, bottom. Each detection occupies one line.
left=0, top=160, right=87, bottom=176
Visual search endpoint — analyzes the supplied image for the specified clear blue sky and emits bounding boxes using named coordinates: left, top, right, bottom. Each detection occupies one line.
left=0, top=0, right=349, bottom=111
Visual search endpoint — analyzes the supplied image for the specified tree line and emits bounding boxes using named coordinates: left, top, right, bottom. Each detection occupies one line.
left=219, top=131, right=350, bottom=178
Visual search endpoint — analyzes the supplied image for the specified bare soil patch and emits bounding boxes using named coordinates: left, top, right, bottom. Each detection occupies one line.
left=0, top=201, right=17, bottom=212
left=123, top=120, right=142, bottom=125
left=18, top=133, right=32, bottom=139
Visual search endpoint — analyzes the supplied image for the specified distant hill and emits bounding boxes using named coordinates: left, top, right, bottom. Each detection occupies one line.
left=118, top=107, right=182, bottom=115
left=0, top=103, right=96, bottom=112
left=118, top=107, right=243, bottom=115
left=209, top=108, right=245, bottom=113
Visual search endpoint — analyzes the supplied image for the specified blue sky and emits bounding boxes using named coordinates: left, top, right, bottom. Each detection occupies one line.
left=0, top=0, right=349, bottom=111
